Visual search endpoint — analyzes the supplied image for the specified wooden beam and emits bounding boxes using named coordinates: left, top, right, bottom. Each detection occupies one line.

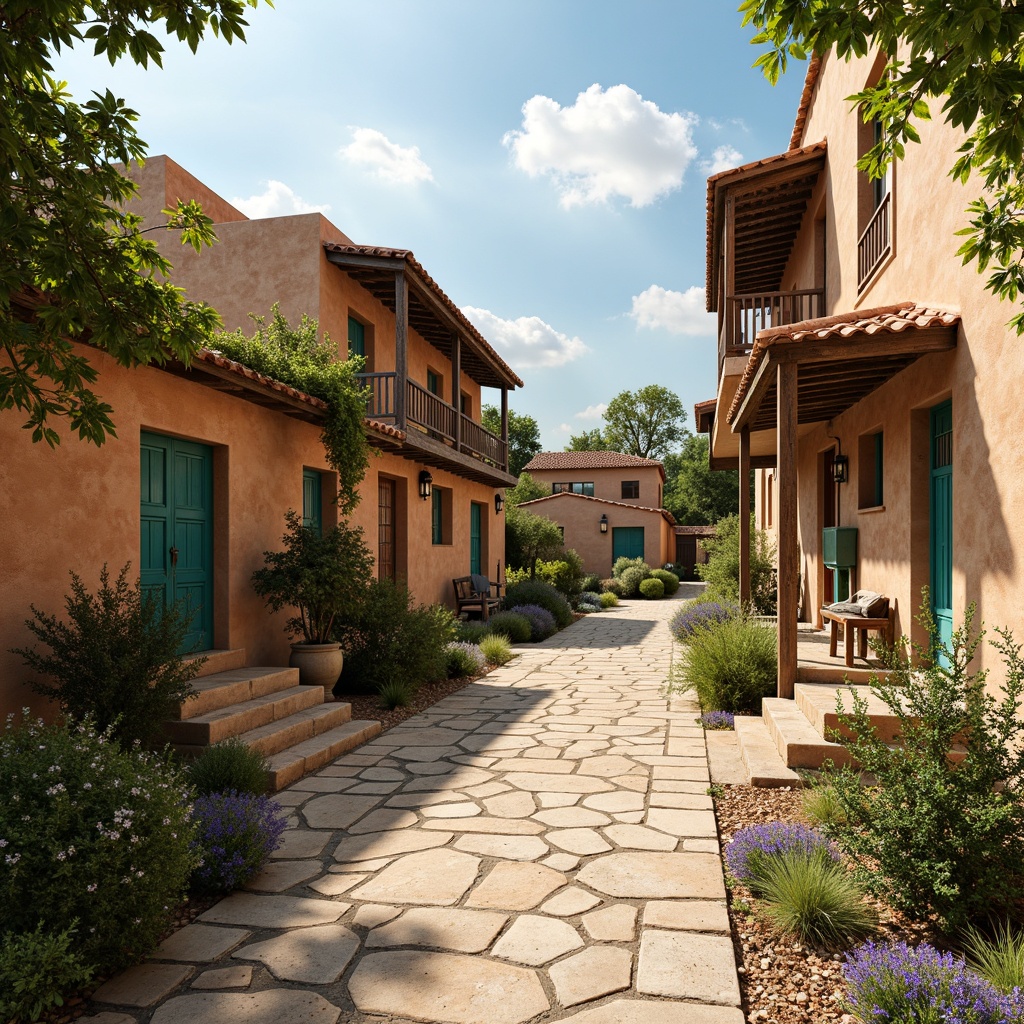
left=451, top=332, right=461, bottom=451
left=776, top=362, right=798, bottom=699
left=725, top=195, right=736, bottom=344
left=394, top=270, right=408, bottom=431
left=739, top=426, right=751, bottom=606
left=731, top=350, right=777, bottom=432
left=501, top=387, right=509, bottom=474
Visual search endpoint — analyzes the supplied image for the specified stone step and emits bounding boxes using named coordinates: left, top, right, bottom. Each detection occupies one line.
left=266, top=720, right=383, bottom=791
left=795, top=682, right=905, bottom=744
left=761, top=697, right=857, bottom=771
left=734, top=714, right=802, bottom=787
left=164, top=685, right=326, bottom=747
left=177, top=667, right=301, bottom=721
left=238, top=701, right=354, bottom=759
left=184, top=649, right=246, bottom=679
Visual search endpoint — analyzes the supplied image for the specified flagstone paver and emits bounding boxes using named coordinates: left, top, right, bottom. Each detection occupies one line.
left=98, top=589, right=744, bottom=1024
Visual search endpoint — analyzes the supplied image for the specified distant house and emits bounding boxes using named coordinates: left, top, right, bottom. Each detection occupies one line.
left=520, top=451, right=677, bottom=575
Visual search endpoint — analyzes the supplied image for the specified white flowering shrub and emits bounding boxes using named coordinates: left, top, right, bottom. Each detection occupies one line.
left=0, top=713, right=198, bottom=971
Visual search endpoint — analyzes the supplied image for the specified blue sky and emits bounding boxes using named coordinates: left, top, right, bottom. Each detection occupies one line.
left=53, top=1, right=807, bottom=449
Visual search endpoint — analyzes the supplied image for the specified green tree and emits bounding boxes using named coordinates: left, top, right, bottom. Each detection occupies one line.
left=482, top=404, right=541, bottom=477
left=602, top=385, right=686, bottom=459
left=565, top=427, right=610, bottom=452
left=697, top=513, right=777, bottom=615
left=506, top=471, right=548, bottom=507
left=741, top=0, right=1024, bottom=331
left=663, top=433, right=747, bottom=525
left=2, top=1, right=266, bottom=447
left=505, top=505, right=564, bottom=577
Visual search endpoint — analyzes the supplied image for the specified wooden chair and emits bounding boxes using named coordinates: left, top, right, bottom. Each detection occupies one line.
left=452, top=575, right=501, bottom=621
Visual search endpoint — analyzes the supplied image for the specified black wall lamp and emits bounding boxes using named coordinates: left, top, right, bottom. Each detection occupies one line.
left=599, top=514, right=609, bottom=534
left=494, top=493, right=504, bottom=514
left=418, top=470, right=433, bottom=500
left=826, top=423, right=849, bottom=485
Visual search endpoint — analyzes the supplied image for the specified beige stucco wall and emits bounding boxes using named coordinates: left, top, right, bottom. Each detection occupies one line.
left=526, top=465, right=664, bottom=508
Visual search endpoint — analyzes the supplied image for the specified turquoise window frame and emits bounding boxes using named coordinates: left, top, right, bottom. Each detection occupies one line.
left=347, top=316, right=365, bottom=358
left=302, top=469, right=323, bottom=535
left=431, top=489, right=443, bottom=545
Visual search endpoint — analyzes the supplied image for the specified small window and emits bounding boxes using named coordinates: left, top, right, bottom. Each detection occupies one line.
left=427, top=369, right=442, bottom=396
left=302, top=469, right=323, bottom=535
left=431, top=487, right=452, bottom=544
left=858, top=431, right=884, bottom=509
left=347, top=316, right=365, bottom=358
left=460, top=392, right=470, bottom=416
left=553, top=481, right=593, bottom=496
left=622, top=480, right=640, bottom=500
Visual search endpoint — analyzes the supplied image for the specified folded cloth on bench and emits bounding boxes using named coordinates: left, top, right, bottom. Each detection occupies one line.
left=826, top=590, right=888, bottom=618
left=470, top=573, right=493, bottom=596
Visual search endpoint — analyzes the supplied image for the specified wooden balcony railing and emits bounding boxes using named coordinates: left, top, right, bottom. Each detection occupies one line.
left=356, top=372, right=507, bottom=472
left=718, top=288, right=825, bottom=373
left=858, top=191, right=891, bottom=291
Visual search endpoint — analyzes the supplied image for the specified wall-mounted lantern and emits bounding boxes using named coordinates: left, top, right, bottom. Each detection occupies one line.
left=832, top=453, right=849, bottom=485
left=418, top=470, right=433, bottom=500
left=494, top=493, right=504, bottom=514
left=599, top=514, right=609, bottom=534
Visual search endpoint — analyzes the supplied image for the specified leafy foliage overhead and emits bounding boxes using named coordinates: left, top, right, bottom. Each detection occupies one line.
left=1, top=1, right=267, bottom=446
left=482, top=403, right=541, bottom=477
left=741, top=0, right=1024, bottom=331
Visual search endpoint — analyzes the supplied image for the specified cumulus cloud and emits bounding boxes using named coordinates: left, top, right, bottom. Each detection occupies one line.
left=503, top=84, right=698, bottom=208
left=702, top=144, right=744, bottom=175
left=575, top=404, right=608, bottom=420
left=230, top=181, right=330, bottom=219
left=339, top=128, right=433, bottom=185
left=461, top=306, right=587, bottom=370
left=630, top=285, right=715, bottom=337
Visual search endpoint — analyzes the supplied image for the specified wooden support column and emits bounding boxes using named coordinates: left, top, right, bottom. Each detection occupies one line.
left=739, top=425, right=751, bottom=606
left=451, top=332, right=461, bottom=451
left=394, top=270, right=408, bottom=431
left=776, top=361, right=798, bottom=699
left=501, top=387, right=509, bottom=474
left=724, top=195, right=736, bottom=345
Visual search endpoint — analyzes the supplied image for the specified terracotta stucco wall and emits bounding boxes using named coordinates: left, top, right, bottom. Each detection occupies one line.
left=526, top=465, right=664, bottom=508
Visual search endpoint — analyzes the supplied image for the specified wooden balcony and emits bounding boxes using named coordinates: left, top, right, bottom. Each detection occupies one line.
left=718, top=289, right=825, bottom=375
left=358, top=371, right=509, bottom=475
left=858, top=191, right=891, bottom=291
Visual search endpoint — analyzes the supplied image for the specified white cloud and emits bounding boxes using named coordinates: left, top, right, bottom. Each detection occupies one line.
left=630, top=285, right=715, bottom=337
left=557, top=423, right=573, bottom=434
left=575, top=403, right=607, bottom=420
left=503, top=84, right=698, bottom=208
left=230, top=180, right=330, bottom=219
left=702, top=144, right=744, bottom=175
left=339, top=128, right=433, bottom=185
left=461, top=306, right=587, bottom=370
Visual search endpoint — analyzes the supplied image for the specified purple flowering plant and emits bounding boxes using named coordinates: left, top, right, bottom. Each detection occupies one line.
left=726, top=821, right=839, bottom=893
left=191, top=790, right=286, bottom=894
left=669, top=600, right=737, bottom=642
left=844, top=940, right=1024, bottom=1024
left=700, top=711, right=735, bottom=730
left=513, top=604, right=557, bottom=642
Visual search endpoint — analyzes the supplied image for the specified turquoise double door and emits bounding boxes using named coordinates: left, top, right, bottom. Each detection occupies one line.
left=140, top=432, right=213, bottom=654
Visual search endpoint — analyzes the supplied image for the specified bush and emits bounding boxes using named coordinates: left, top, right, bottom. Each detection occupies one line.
left=669, top=599, right=737, bottom=642
left=725, top=821, right=838, bottom=894
left=600, top=591, right=619, bottom=609
left=336, top=578, right=456, bottom=694
left=757, top=853, right=877, bottom=950
left=618, top=565, right=651, bottom=598
left=504, top=566, right=530, bottom=588
left=844, top=941, right=1022, bottom=1024
left=534, top=549, right=587, bottom=600
left=191, top=791, right=287, bottom=894
left=581, top=574, right=603, bottom=594
left=487, top=611, right=532, bottom=644
left=612, top=556, right=649, bottom=579
left=13, top=564, right=201, bottom=748
left=577, top=593, right=603, bottom=613
left=504, top=578, right=573, bottom=628
left=700, top=710, right=735, bottom=730
left=639, top=577, right=665, bottom=600
left=825, top=598, right=1024, bottom=933
left=377, top=677, right=415, bottom=709
left=800, top=783, right=849, bottom=830
left=455, top=621, right=491, bottom=644
left=602, top=578, right=624, bottom=597
left=479, top=634, right=514, bottom=666
left=187, top=738, right=269, bottom=796
left=0, top=923, right=95, bottom=1024
left=0, top=714, right=197, bottom=971
left=670, top=612, right=777, bottom=713
left=697, top=513, right=777, bottom=614
left=513, top=604, right=558, bottom=642
left=965, top=923, right=1024, bottom=996
left=446, top=641, right=486, bottom=678
left=650, top=568, right=680, bottom=595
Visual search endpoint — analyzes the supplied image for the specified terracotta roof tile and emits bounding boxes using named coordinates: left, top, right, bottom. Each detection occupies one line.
left=523, top=451, right=664, bottom=472
left=726, top=303, right=962, bottom=424
left=519, top=490, right=677, bottom=526
left=790, top=54, right=824, bottom=151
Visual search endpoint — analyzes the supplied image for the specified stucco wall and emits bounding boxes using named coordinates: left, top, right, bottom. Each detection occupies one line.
left=527, top=465, right=664, bottom=508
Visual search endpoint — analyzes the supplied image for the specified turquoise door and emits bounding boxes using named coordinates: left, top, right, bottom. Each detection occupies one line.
left=302, top=469, right=322, bottom=535
left=470, top=503, right=482, bottom=575
left=141, top=433, right=213, bottom=654
left=930, top=402, right=953, bottom=664
left=612, top=526, right=645, bottom=562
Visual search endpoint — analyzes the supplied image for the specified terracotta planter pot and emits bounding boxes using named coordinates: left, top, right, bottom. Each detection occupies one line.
left=289, top=642, right=344, bottom=696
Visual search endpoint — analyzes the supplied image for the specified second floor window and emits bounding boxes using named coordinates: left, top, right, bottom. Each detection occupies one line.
left=348, top=316, right=365, bottom=358
left=622, top=480, right=640, bottom=499
left=427, top=369, right=442, bottom=396
left=553, top=482, right=594, bottom=496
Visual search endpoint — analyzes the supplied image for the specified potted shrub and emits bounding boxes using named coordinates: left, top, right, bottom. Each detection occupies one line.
left=252, top=510, right=373, bottom=693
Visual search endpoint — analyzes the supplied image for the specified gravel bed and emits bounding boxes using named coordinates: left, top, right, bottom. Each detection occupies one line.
left=714, top=784, right=930, bottom=1024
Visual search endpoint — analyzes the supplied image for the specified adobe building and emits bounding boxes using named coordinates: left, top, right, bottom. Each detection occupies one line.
left=0, top=156, right=522, bottom=718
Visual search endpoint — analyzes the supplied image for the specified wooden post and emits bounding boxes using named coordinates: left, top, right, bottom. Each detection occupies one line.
left=724, top=195, right=736, bottom=346
left=776, top=361, right=798, bottom=699
left=394, top=270, right=408, bottom=431
left=501, top=387, right=509, bottom=474
left=739, top=425, right=751, bottom=607
left=451, top=332, right=461, bottom=451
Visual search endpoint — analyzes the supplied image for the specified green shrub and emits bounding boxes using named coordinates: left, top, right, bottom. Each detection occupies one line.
left=800, top=783, right=849, bottom=830
left=377, top=676, right=414, bottom=709
left=697, top=513, right=777, bottom=614
left=650, top=568, right=680, bottom=595
left=13, top=564, right=201, bottom=748
left=757, top=853, right=878, bottom=950
left=455, top=621, right=491, bottom=644
left=599, top=591, right=619, bottom=609
left=612, top=556, right=649, bottom=579
left=618, top=564, right=651, bottom=598
left=965, top=922, right=1024, bottom=995
left=669, top=612, right=777, bottom=713
left=0, top=922, right=95, bottom=1024
left=639, top=577, right=665, bottom=600
left=446, top=641, right=485, bottom=678
left=504, top=566, right=530, bottom=588
left=187, top=738, right=269, bottom=796
left=503, top=578, right=573, bottom=628
left=581, top=574, right=603, bottom=594
left=533, top=549, right=587, bottom=600
left=487, top=611, right=532, bottom=644
left=825, top=597, right=1024, bottom=933
left=479, top=633, right=514, bottom=666
left=0, top=715, right=197, bottom=971
left=602, top=578, right=624, bottom=597
left=336, top=578, right=456, bottom=694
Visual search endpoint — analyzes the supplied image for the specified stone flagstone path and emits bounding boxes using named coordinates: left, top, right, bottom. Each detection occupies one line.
left=88, top=589, right=744, bottom=1024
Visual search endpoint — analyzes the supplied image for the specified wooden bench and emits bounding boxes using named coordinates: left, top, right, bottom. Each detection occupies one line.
left=453, top=576, right=501, bottom=621
left=821, top=605, right=895, bottom=668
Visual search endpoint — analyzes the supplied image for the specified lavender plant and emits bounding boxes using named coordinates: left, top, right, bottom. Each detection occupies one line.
left=191, top=790, right=286, bottom=894
left=512, top=604, right=557, bottom=642
left=700, top=710, right=735, bottom=730
left=669, top=599, right=737, bottom=642
left=725, top=821, right=838, bottom=894
left=446, top=641, right=486, bottom=677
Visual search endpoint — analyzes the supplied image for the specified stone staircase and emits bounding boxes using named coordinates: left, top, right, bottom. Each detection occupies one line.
left=165, top=649, right=381, bottom=790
